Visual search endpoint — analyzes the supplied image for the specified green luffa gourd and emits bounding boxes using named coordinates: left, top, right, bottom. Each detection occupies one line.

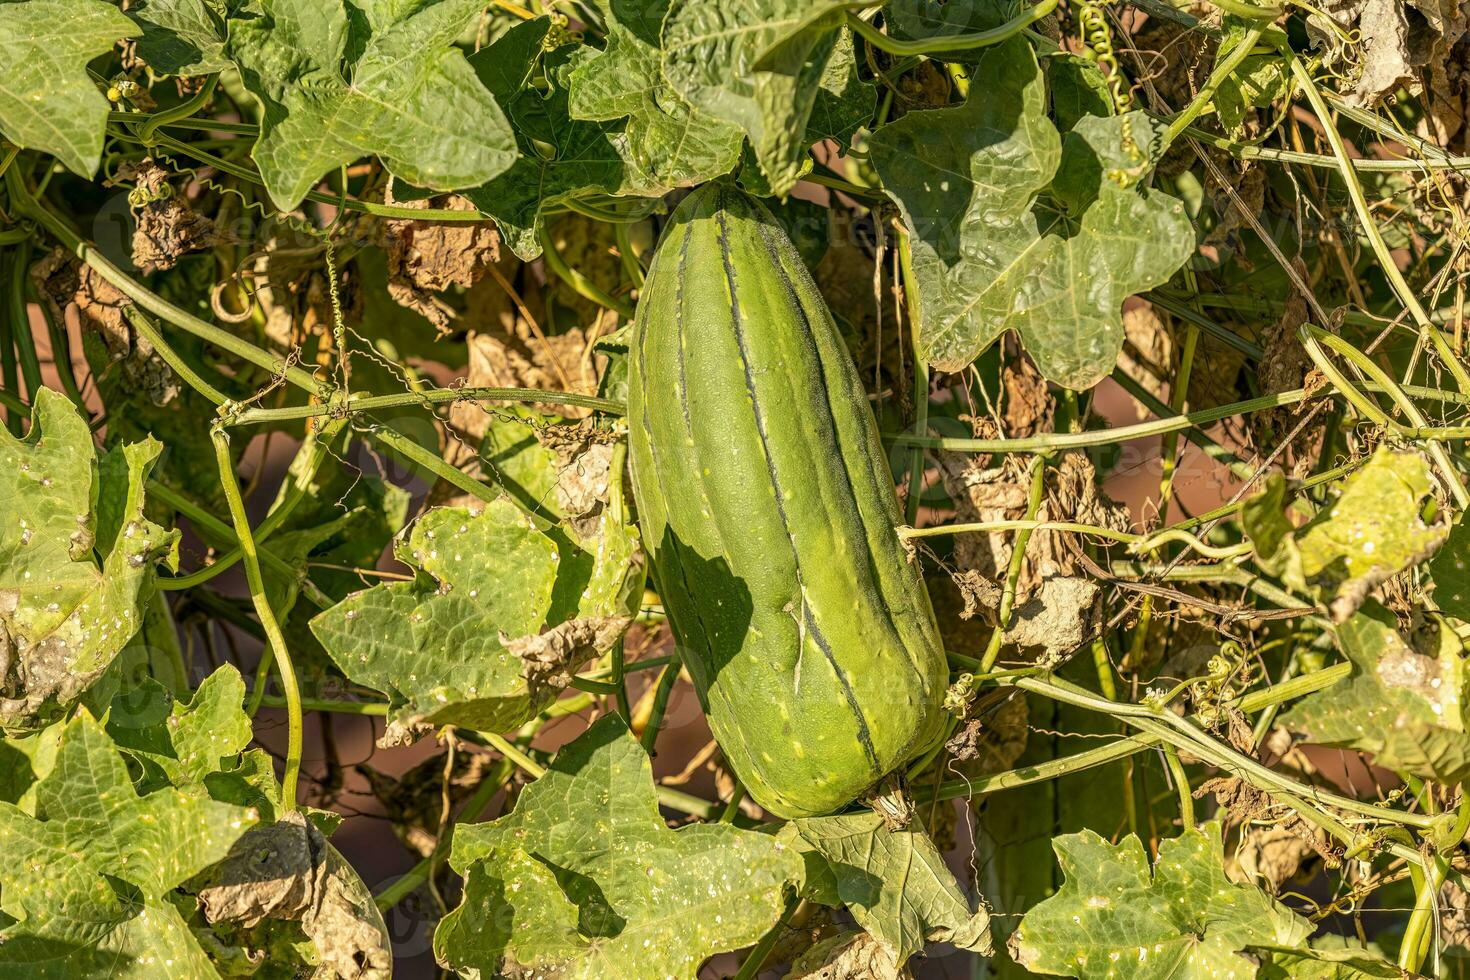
left=628, top=184, right=948, bottom=818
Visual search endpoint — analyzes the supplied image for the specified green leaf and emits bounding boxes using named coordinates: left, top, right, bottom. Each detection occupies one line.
left=0, top=711, right=257, bottom=978
left=104, top=665, right=252, bottom=794
left=226, top=0, right=517, bottom=211
left=1281, top=602, right=1470, bottom=783
left=435, top=716, right=803, bottom=978
left=871, top=40, right=1193, bottom=389
left=310, top=499, right=559, bottom=741
left=660, top=0, right=864, bottom=195
left=1048, top=54, right=1114, bottom=132
left=123, top=0, right=231, bottom=75
left=1, top=389, right=179, bottom=728
left=885, top=0, right=1022, bottom=56
left=568, top=0, right=744, bottom=191
left=1213, top=19, right=1291, bottom=137
left=791, top=811, right=992, bottom=963
left=480, top=410, right=564, bottom=518
left=803, top=30, right=874, bottom=151
left=310, top=488, right=636, bottom=743
left=1254, top=943, right=1405, bottom=978
left=462, top=19, right=636, bottom=258
left=1243, top=447, right=1449, bottom=621
left=1430, top=519, right=1470, bottom=622
left=0, top=0, right=139, bottom=177
left=1009, top=823, right=1311, bottom=979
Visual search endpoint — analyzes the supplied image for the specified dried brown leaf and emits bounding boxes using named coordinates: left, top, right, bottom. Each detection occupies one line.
left=504, top=615, right=632, bottom=701
left=536, top=421, right=619, bottom=539
left=108, top=158, right=218, bottom=274
left=382, top=194, right=502, bottom=333
left=786, top=931, right=912, bottom=980
left=946, top=692, right=1028, bottom=773
left=199, top=811, right=392, bottom=979
left=31, top=247, right=177, bottom=405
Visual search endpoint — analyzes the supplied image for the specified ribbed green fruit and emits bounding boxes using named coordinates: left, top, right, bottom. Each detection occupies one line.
left=628, top=184, right=949, bottom=818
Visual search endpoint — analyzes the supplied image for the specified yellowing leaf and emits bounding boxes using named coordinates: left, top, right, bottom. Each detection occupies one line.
left=1, top=390, right=179, bottom=728
left=1243, top=447, right=1449, bottom=621
left=0, top=711, right=257, bottom=977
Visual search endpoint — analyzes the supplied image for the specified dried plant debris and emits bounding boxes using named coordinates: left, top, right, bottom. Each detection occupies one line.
left=536, top=419, right=620, bottom=539
left=1308, top=0, right=1468, bottom=106
left=505, top=614, right=631, bottom=701
left=786, top=930, right=913, bottom=980
left=381, top=193, right=503, bottom=333
left=31, top=248, right=178, bottom=405
left=199, top=811, right=392, bottom=979
left=107, top=158, right=219, bottom=273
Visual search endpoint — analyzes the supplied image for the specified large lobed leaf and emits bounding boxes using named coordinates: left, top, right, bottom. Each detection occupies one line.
left=0, top=389, right=179, bottom=727
left=1010, top=823, right=1311, bottom=979
left=435, top=716, right=804, bottom=978
left=461, top=18, right=636, bottom=259
left=870, top=39, right=1194, bottom=389
left=0, top=0, right=139, bottom=177
left=124, top=0, right=232, bottom=75
left=0, top=711, right=257, bottom=978
left=568, top=0, right=745, bottom=193
left=310, top=476, right=638, bottom=743
left=659, top=0, right=866, bottom=195
left=226, top=0, right=517, bottom=211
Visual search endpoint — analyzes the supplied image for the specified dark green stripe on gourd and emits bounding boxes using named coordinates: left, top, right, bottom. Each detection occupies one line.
left=629, top=184, right=948, bottom=818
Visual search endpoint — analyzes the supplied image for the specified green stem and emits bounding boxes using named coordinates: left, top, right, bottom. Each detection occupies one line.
left=255, top=694, right=388, bottom=716
left=212, top=426, right=304, bottom=808
left=8, top=240, right=40, bottom=399
left=0, top=254, right=20, bottom=436
left=36, top=291, right=86, bottom=411
left=1288, top=57, right=1470, bottom=423
left=7, top=172, right=325, bottom=394
left=367, top=424, right=498, bottom=505
left=640, top=661, right=680, bottom=755
left=1013, top=675, right=1436, bottom=830
left=1162, top=743, right=1196, bottom=830
left=1160, top=27, right=1265, bottom=153
left=614, top=222, right=645, bottom=288
left=978, top=455, right=1047, bottom=672
left=919, top=662, right=1351, bottom=803
left=719, top=784, right=747, bottom=823
left=226, top=385, right=624, bottom=426
left=1400, top=856, right=1446, bottom=972
left=891, top=388, right=1304, bottom=452
left=160, top=420, right=346, bottom=591
left=844, top=0, right=1058, bottom=57
left=898, top=228, right=927, bottom=526
left=1110, top=368, right=1254, bottom=481
left=135, top=75, right=218, bottom=145
left=538, top=227, right=635, bottom=319
left=127, top=306, right=230, bottom=405
left=1299, top=325, right=1470, bottom=507
left=732, top=893, right=801, bottom=980
left=374, top=757, right=513, bottom=911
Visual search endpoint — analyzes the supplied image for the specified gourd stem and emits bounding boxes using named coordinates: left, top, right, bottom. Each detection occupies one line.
left=212, top=426, right=304, bottom=808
